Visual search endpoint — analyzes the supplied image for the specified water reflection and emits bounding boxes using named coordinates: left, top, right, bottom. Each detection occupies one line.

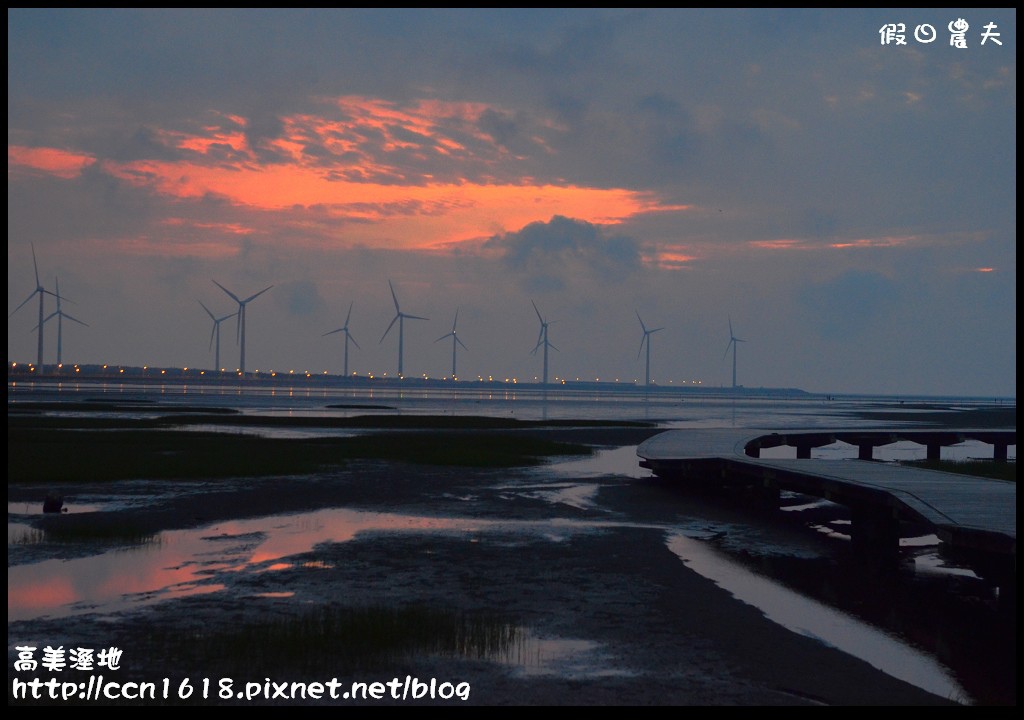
left=664, top=532, right=969, bottom=703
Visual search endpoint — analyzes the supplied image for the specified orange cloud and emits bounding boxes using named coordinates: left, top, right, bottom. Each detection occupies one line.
left=8, top=145, right=96, bottom=178
left=102, top=158, right=684, bottom=250
left=14, top=95, right=692, bottom=254
left=828, top=235, right=920, bottom=248
left=747, top=235, right=923, bottom=251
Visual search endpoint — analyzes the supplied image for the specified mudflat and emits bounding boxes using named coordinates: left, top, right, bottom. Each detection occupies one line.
left=8, top=415, right=1015, bottom=706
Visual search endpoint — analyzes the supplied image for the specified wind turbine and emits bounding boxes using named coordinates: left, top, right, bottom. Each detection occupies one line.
left=435, top=308, right=468, bottom=379
left=636, top=311, right=663, bottom=387
left=723, top=317, right=745, bottom=389
left=531, top=301, right=558, bottom=385
left=379, top=280, right=427, bottom=377
left=323, top=301, right=361, bottom=378
left=9, top=244, right=58, bottom=371
left=199, top=300, right=237, bottom=372
left=212, top=280, right=273, bottom=375
left=39, top=277, right=88, bottom=369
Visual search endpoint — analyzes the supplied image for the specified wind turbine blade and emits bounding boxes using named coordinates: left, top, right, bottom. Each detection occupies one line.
left=344, top=301, right=353, bottom=326
left=637, top=336, right=647, bottom=360
left=31, top=244, right=40, bottom=287
left=62, top=312, right=88, bottom=327
left=452, top=308, right=459, bottom=332
left=242, top=285, right=273, bottom=303
left=9, top=290, right=38, bottom=317
left=199, top=300, right=216, bottom=321
left=380, top=314, right=399, bottom=343
left=532, top=300, right=543, bottom=324
left=435, top=332, right=453, bottom=343
left=723, top=339, right=733, bottom=360
left=456, top=336, right=468, bottom=351
left=405, top=314, right=428, bottom=321
left=219, top=311, right=238, bottom=323
left=348, top=333, right=361, bottom=350
left=213, top=280, right=241, bottom=303
left=209, top=325, right=217, bottom=351
left=41, top=311, right=59, bottom=324
left=636, top=310, right=647, bottom=333
left=651, top=327, right=664, bottom=334
left=548, top=341, right=559, bottom=352
left=323, top=328, right=344, bottom=337
left=388, top=280, right=400, bottom=312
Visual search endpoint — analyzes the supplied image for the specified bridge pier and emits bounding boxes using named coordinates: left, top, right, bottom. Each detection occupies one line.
left=927, top=443, right=941, bottom=461
left=994, top=443, right=1008, bottom=462
left=796, top=443, right=812, bottom=459
left=850, top=507, right=901, bottom=564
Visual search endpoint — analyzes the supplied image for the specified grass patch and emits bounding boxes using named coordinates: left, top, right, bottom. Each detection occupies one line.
left=11, top=519, right=160, bottom=546
left=151, top=604, right=525, bottom=676
left=899, top=458, right=1016, bottom=482
left=8, top=423, right=594, bottom=483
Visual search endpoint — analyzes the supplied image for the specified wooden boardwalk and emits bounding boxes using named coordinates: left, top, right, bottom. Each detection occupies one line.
left=636, top=428, right=1016, bottom=585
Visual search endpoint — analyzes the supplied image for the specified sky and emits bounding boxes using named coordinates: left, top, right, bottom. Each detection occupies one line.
left=7, top=9, right=1016, bottom=397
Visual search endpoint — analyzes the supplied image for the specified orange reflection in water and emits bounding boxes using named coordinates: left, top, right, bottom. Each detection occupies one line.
left=8, top=509, right=490, bottom=623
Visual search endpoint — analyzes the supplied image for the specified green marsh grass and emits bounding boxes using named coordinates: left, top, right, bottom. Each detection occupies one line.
left=8, top=416, right=599, bottom=483
left=899, top=458, right=1016, bottom=482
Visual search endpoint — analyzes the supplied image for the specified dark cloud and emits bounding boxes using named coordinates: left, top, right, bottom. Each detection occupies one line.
left=275, top=280, right=325, bottom=317
left=797, top=270, right=900, bottom=340
left=485, top=215, right=643, bottom=293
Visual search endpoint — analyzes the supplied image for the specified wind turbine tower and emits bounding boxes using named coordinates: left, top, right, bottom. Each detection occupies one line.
left=323, top=302, right=361, bottom=378
left=41, top=277, right=88, bottom=369
left=9, top=244, right=57, bottom=371
left=531, top=301, right=558, bottom=385
left=380, top=280, right=428, bottom=377
left=723, top=317, right=746, bottom=389
left=636, top=311, right=663, bottom=386
left=199, top=300, right=237, bottom=372
left=213, top=280, right=273, bottom=375
left=435, top=308, right=468, bottom=379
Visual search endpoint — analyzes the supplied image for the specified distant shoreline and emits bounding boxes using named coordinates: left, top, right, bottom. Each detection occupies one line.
left=6, top=365, right=1016, bottom=405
